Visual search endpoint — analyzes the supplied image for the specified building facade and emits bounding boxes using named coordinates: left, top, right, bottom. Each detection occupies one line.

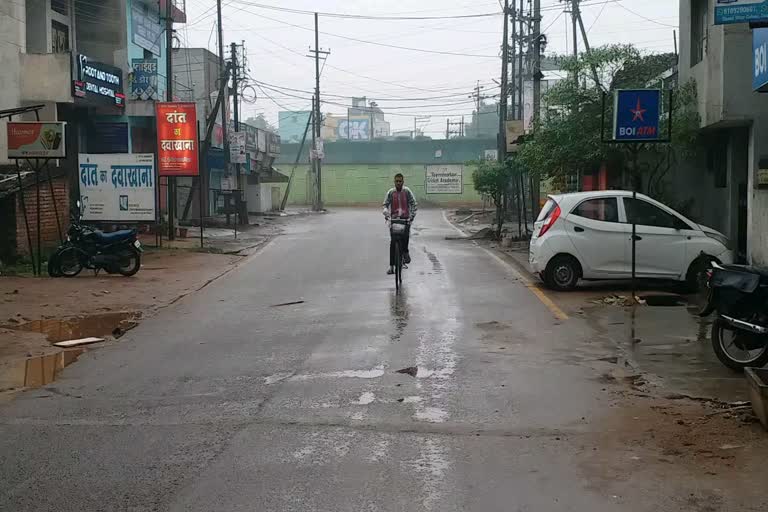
left=678, top=0, right=765, bottom=262
left=0, top=0, right=186, bottom=258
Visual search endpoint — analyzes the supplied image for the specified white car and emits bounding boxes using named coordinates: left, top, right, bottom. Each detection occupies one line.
left=529, top=191, right=734, bottom=291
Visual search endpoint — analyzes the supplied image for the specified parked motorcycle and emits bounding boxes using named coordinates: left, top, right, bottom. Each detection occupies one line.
left=48, top=201, right=143, bottom=278
left=700, top=261, right=768, bottom=371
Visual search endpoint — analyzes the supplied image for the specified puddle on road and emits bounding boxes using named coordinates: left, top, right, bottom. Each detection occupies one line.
left=585, top=302, right=747, bottom=402
left=389, top=291, right=410, bottom=343
left=3, top=312, right=140, bottom=342
left=0, top=349, right=83, bottom=392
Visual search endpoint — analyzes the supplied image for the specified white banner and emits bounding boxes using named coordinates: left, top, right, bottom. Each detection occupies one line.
left=425, top=164, right=463, bottom=194
left=79, top=153, right=156, bottom=222
left=230, top=131, right=246, bottom=164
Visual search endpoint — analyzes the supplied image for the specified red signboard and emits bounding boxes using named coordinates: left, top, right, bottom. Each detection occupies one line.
left=156, top=102, right=199, bottom=176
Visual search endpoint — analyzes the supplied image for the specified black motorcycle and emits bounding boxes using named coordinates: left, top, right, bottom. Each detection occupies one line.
left=49, top=202, right=143, bottom=278
left=700, top=261, right=768, bottom=371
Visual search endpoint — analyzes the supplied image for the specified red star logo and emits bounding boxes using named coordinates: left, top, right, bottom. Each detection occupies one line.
left=630, top=97, right=647, bottom=122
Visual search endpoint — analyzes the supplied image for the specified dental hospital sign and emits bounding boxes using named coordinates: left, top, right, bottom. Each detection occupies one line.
left=72, top=54, right=125, bottom=107
left=612, top=89, right=662, bottom=142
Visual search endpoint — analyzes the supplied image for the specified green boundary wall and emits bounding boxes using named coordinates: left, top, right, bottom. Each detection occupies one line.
left=276, top=138, right=496, bottom=206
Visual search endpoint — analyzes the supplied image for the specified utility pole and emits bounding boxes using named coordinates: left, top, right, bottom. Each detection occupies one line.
left=310, top=95, right=318, bottom=208
left=574, top=1, right=602, bottom=89
left=165, top=0, right=175, bottom=240
left=308, top=12, right=329, bottom=211
left=498, top=0, right=509, bottom=162
left=531, top=0, right=542, bottom=218
left=230, top=41, right=245, bottom=225
left=469, top=81, right=485, bottom=136
left=532, top=0, right=541, bottom=122
left=510, top=3, right=517, bottom=120
left=314, top=12, right=321, bottom=210
left=517, top=0, right=524, bottom=122
left=571, top=0, right=578, bottom=60
left=216, top=0, right=230, bottom=225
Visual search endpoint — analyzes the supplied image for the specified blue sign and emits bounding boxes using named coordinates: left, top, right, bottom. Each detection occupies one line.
left=131, top=58, right=158, bottom=100
left=612, top=89, right=662, bottom=142
left=755, top=28, right=768, bottom=91
left=715, top=0, right=768, bottom=25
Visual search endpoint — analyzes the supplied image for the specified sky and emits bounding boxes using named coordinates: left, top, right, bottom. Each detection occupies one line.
left=179, top=0, right=680, bottom=136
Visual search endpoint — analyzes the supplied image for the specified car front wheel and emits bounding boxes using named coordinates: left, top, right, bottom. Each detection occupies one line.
left=544, top=255, right=580, bottom=291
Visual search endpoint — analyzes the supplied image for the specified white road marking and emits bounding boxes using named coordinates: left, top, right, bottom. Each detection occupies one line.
left=353, top=392, right=376, bottom=405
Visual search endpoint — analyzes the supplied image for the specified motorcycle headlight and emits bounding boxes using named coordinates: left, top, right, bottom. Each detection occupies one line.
left=705, top=231, right=730, bottom=249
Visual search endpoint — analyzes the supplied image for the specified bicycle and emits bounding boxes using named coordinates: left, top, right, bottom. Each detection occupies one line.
left=390, top=218, right=409, bottom=291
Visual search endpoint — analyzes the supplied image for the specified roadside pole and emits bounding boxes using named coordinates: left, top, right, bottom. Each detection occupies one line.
left=216, top=0, right=230, bottom=227
left=498, top=0, right=509, bottom=163
left=165, top=0, right=175, bottom=241
left=231, top=41, right=246, bottom=226
left=531, top=0, right=541, bottom=217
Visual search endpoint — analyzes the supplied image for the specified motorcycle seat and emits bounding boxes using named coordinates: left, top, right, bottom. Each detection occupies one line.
left=721, top=263, right=768, bottom=281
left=95, top=229, right=136, bottom=243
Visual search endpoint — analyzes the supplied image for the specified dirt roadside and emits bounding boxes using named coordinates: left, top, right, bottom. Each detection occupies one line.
left=0, top=213, right=293, bottom=396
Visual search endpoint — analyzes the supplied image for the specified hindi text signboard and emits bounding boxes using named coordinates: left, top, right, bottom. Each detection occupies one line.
left=131, top=59, right=158, bottom=100
left=79, top=153, right=156, bottom=222
left=156, top=102, right=199, bottom=176
left=425, top=164, right=463, bottom=194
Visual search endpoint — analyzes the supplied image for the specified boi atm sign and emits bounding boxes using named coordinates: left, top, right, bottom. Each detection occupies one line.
left=754, top=28, right=768, bottom=92
left=612, top=89, right=662, bottom=142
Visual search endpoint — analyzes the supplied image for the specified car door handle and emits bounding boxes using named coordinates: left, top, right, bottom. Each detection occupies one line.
left=574, top=226, right=585, bottom=232
left=631, top=235, right=642, bottom=241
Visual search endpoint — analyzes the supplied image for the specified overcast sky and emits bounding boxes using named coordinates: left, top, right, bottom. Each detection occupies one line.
left=180, top=0, right=679, bottom=136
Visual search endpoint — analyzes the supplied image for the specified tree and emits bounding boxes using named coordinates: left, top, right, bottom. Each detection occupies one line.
left=472, top=158, right=524, bottom=240
left=518, top=44, right=698, bottom=197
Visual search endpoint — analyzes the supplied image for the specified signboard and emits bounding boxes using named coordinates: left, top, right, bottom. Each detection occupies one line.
left=156, top=102, right=199, bottom=176
left=506, top=120, right=524, bottom=152
left=6, top=122, right=66, bottom=159
left=230, top=131, right=246, bottom=164
left=715, top=0, right=768, bottom=25
left=268, top=132, right=281, bottom=154
left=131, top=59, right=158, bottom=100
left=484, top=149, right=498, bottom=161
left=79, top=153, right=156, bottom=222
left=755, top=28, right=768, bottom=92
left=131, top=3, right=162, bottom=55
left=72, top=54, right=125, bottom=107
left=221, top=174, right=236, bottom=192
left=612, top=89, right=662, bottom=141
left=339, top=118, right=370, bottom=140
left=425, top=164, right=463, bottom=194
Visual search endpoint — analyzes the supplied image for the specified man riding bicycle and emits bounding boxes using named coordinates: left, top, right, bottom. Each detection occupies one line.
left=383, top=173, right=417, bottom=275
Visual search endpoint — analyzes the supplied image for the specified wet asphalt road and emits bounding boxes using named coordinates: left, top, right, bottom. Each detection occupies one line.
left=0, top=209, right=690, bottom=511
